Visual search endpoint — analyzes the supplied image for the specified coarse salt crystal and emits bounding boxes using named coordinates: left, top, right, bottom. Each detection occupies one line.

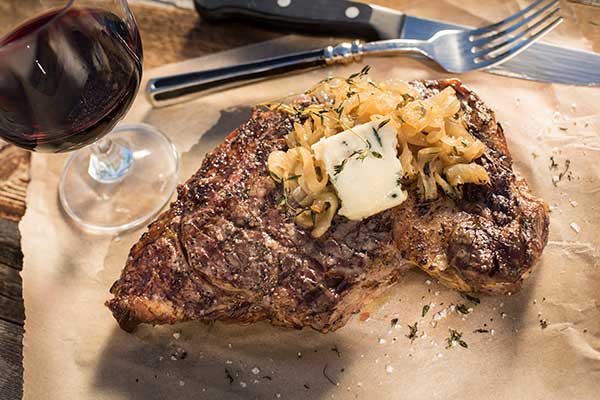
left=385, top=365, right=394, bottom=374
left=179, top=380, right=185, bottom=387
left=569, top=199, right=578, bottom=207
left=240, top=382, right=247, bottom=388
left=570, top=222, right=580, bottom=233
left=433, top=308, right=448, bottom=321
left=378, top=338, right=386, bottom=344
left=172, top=332, right=181, bottom=340
left=552, top=111, right=562, bottom=122
left=225, top=360, right=233, bottom=365
left=251, top=367, right=261, bottom=375
left=425, top=279, right=432, bottom=285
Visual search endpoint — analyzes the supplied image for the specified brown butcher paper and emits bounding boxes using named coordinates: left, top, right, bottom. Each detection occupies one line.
left=21, top=1, right=600, bottom=399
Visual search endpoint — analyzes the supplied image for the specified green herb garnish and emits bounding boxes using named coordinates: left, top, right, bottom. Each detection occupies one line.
left=446, top=329, right=468, bottom=349
left=377, top=118, right=390, bottom=130
left=372, top=127, right=383, bottom=147
left=346, top=65, right=371, bottom=84
left=406, top=322, right=418, bottom=342
left=422, top=304, right=430, bottom=317
left=269, top=171, right=282, bottom=183
left=455, top=304, right=470, bottom=315
left=333, top=140, right=383, bottom=176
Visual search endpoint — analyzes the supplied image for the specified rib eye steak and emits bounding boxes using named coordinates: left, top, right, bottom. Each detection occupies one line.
left=106, top=79, right=549, bottom=332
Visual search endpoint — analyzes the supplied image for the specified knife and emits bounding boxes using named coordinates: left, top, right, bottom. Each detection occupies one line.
left=194, top=0, right=600, bottom=86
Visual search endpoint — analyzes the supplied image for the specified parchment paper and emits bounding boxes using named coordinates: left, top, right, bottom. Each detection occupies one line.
left=21, top=1, right=600, bottom=399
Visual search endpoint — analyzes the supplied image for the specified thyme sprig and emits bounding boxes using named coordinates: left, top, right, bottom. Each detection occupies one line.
left=332, top=139, right=382, bottom=176
left=345, top=65, right=371, bottom=85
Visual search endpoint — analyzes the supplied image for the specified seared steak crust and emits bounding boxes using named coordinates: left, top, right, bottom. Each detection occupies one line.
left=395, top=80, right=549, bottom=294
left=107, top=79, right=549, bottom=332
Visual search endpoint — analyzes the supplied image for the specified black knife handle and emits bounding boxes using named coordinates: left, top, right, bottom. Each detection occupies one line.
left=147, top=47, right=330, bottom=107
left=194, top=0, right=392, bottom=40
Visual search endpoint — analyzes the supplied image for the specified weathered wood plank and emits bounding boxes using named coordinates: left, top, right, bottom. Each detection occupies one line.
left=0, top=220, right=22, bottom=270
left=0, top=263, right=22, bottom=301
left=0, top=142, right=29, bottom=223
left=0, top=294, right=24, bottom=326
left=0, top=319, right=24, bottom=400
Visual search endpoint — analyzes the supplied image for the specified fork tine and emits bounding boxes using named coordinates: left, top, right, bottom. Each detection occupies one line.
left=472, top=16, right=564, bottom=71
left=470, top=0, right=560, bottom=48
left=469, top=0, right=553, bottom=37
left=472, top=7, right=561, bottom=58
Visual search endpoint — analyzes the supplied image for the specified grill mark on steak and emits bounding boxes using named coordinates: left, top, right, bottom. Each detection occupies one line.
left=106, top=79, right=549, bottom=332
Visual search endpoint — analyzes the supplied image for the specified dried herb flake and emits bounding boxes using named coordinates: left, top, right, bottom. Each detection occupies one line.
left=422, top=304, right=430, bottom=317
left=406, top=322, right=418, bottom=342
left=446, top=329, right=468, bottom=349
left=455, top=303, right=470, bottom=315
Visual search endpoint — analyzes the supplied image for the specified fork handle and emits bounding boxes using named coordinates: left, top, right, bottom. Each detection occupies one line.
left=147, top=41, right=359, bottom=107
left=194, top=0, right=402, bottom=40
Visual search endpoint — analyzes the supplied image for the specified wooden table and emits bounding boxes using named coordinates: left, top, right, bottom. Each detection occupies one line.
left=1, top=1, right=599, bottom=399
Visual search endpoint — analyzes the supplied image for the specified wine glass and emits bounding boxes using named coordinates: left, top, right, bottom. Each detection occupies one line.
left=0, top=0, right=179, bottom=233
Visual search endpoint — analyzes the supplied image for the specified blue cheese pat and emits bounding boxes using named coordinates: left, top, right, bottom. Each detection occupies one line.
left=311, top=121, right=407, bottom=220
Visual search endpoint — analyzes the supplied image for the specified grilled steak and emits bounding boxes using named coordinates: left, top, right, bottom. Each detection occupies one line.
left=106, top=79, right=549, bottom=332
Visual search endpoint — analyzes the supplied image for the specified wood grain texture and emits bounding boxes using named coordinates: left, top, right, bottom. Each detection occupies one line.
left=0, top=220, right=23, bottom=400
left=0, top=320, right=24, bottom=400
left=0, top=143, right=29, bottom=222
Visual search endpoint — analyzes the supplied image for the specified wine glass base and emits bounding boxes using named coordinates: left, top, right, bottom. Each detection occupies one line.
left=59, top=123, right=179, bottom=234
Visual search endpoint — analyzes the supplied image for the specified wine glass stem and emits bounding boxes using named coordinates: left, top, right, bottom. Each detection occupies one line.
left=88, top=137, right=134, bottom=184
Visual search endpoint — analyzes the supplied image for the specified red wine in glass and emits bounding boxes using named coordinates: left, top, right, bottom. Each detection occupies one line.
left=0, top=7, right=142, bottom=152
left=0, top=1, right=179, bottom=234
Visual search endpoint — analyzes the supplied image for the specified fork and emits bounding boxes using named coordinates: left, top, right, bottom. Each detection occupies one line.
left=148, top=0, right=563, bottom=107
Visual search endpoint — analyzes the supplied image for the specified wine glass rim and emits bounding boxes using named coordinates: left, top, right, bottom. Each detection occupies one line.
left=0, top=0, right=75, bottom=51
